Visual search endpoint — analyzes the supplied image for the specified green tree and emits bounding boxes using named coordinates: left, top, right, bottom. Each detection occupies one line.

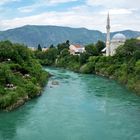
left=49, top=44, right=54, bottom=48
left=85, top=44, right=98, bottom=56
left=79, top=52, right=89, bottom=65
left=95, top=40, right=105, bottom=54
left=57, top=40, right=70, bottom=54
left=38, top=44, right=42, bottom=51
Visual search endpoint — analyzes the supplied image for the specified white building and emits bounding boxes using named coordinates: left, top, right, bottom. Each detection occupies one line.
left=104, top=13, right=126, bottom=56
left=42, top=47, right=49, bottom=52
left=69, top=44, right=85, bottom=55
left=137, top=36, right=140, bottom=40
left=106, top=13, right=111, bottom=56
left=110, top=33, right=126, bottom=56
left=28, top=47, right=37, bottom=51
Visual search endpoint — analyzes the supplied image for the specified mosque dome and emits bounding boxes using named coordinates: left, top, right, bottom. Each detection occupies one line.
left=112, top=33, right=126, bottom=42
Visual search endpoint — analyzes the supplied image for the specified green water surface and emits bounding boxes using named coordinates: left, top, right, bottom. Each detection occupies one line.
left=0, top=67, right=140, bottom=140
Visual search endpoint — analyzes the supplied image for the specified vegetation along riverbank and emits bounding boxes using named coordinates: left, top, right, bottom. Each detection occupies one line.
left=0, top=41, right=49, bottom=111
left=34, top=39, right=140, bottom=95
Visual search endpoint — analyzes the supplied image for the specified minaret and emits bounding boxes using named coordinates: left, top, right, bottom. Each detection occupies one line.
left=106, top=13, right=111, bottom=56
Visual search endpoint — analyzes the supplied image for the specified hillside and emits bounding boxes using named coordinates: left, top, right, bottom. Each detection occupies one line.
left=0, top=25, right=140, bottom=47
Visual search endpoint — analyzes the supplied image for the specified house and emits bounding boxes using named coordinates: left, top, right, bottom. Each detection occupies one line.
left=28, top=47, right=37, bottom=51
left=28, top=47, right=48, bottom=52
left=42, top=47, right=49, bottom=52
left=69, top=44, right=85, bottom=55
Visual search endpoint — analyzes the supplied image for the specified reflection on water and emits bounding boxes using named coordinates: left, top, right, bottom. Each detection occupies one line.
left=0, top=67, right=140, bottom=140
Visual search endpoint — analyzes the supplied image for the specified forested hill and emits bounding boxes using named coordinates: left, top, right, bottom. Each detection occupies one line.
left=0, top=25, right=140, bottom=47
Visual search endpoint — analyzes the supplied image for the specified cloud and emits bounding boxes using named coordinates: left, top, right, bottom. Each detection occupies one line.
left=46, top=0, right=77, bottom=5
left=86, top=0, right=140, bottom=9
left=18, top=4, right=39, bottom=13
left=0, top=0, right=20, bottom=5
left=18, top=0, right=78, bottom=13
left=0, top=9, right=104, bottom=30
left=1, top=5, right=140, bottom=32
left=0, top=0, right=140, bottom=32
left=87, top=0, right=126, bottom=7
left=100, top=8, right=136, bottom=15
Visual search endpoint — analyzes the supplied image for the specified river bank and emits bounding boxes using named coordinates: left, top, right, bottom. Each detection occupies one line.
left=0, top=41, right=49, bottom=111
left=54, top=63, right=140, bottom=96
left=4, top=90, right=42, bottom=112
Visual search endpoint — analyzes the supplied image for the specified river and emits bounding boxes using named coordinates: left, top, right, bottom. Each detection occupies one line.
left=0, top=67, right=140, bottom=140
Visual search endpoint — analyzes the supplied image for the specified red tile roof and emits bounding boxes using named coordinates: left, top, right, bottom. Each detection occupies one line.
left=74, top=45, right=82, bottom=48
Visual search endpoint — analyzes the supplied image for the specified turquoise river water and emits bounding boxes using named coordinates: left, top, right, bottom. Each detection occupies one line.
left=0, top=67, right=140, bottom=140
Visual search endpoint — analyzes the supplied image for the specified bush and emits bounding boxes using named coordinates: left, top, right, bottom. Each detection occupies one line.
left=26, top=82, right=40, bottom=98
left=80, top=62, right=95, bottom=74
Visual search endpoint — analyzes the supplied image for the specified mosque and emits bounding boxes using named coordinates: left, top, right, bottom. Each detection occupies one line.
left=104, top=13, right=126, bottom=56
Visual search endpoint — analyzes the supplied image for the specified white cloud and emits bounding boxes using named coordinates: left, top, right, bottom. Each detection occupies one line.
left=1, top=5, right=140, bottom=32
left=18, top=4, right=39, bottom=13
left=87, top=0, right=126, bottom=7
left=46, top=0, right=77, bottom=4
left=0, top=0, right=20, bottom=5
left=0, top=0, right=140, bottom=32
left=100, top=8, right=136, bottom=15
left=86, top=0, right=140, bottom=9
left=18, top=0, right=78, bottom=13
left=0, top=10, right=103, bottom=30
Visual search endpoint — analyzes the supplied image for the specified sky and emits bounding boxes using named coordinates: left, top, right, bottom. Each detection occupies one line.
left=0, top=0, right=140, bottom=32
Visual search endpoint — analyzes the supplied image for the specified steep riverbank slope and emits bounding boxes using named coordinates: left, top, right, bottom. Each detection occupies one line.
left=0, top=41, right=49, bottom=111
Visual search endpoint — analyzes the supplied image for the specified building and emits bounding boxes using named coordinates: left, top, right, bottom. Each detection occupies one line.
left=104, top=13, right=126, bottom=56
left=106, top=13, right=111, bottom=56
left=137, top=36, right=140, bottom=40
left=42, top=47, right=49, bottom=52
left=28, top=47, right=37, bottom=51
left=69, top=44, right=85, bottom=55
left=110, top=33, right=126, bottom=56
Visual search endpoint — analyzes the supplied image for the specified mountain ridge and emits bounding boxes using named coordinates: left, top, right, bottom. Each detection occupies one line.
left=0, top=25, right=140, bottom=47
